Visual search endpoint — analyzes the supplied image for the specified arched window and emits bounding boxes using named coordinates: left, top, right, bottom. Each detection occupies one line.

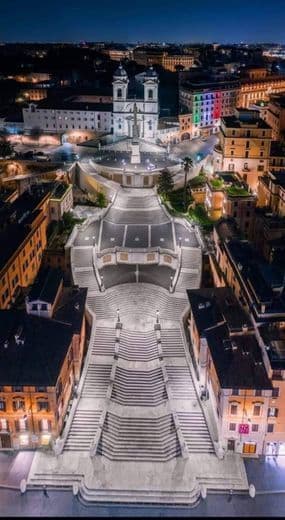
left=148, top=89, right=153, bottom=100
left=117, top=88, right=122, bottom=99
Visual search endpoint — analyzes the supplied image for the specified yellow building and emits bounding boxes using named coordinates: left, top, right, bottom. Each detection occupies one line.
left=214, top=108, right=272, bottom=191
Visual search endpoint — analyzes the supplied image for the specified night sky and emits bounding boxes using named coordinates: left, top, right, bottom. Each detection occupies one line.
left=2, top=0, right=285, bottom=43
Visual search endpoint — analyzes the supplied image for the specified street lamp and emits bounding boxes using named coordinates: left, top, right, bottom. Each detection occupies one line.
left=170, top=275, right=174, bottom=292
left=156, top=309, right=160, bottom=324
left=117, top=308, right=120, bottom=323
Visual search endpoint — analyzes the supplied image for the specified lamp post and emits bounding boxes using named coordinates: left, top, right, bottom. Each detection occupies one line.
left=156, top=309, right=160, bottom=324
left=170, top=275, right=174, bottom=293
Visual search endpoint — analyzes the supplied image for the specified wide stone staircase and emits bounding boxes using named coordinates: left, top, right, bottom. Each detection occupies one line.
left=178, top=411, right=214, bottom=454
left=64, top=409, right=102, bottom=451
left=89, top=284, right=188, bottom=321
left=119, top=330, right=159, bottom=361
left=82, top=363, right=112, bottom=398
left=97, top=412, right=182, bottom=461
left=160, top=329, right=185, bottom=357
left=111, top=367, right=168, bottom=406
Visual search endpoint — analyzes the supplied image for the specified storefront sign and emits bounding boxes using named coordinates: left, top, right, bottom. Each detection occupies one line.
left=239, top=423, right=249, bottom=434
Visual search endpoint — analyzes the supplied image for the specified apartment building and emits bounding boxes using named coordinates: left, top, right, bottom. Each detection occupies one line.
left=0, top=188, right=51, bottom=309
left=257, top=171, right=285, bottom=217
left=187, top=287, right=273, bottom=456
left=261, top=94, right=285, bottom=141
left=0, top=276, right=87, bottom=450
left=213, top=108, right=272, bottom=191
left=212, top=221, right=285, bottom=326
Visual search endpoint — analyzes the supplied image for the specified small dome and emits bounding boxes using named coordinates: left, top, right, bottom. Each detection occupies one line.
left=145, top=65, right=158, bottom=78
left=114, top=63, right=128, bottom=78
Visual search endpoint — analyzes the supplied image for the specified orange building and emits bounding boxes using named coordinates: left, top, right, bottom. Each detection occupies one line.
left=0, top=188, right=50, bottom=309
left=0, top=269, right=87, bottom=450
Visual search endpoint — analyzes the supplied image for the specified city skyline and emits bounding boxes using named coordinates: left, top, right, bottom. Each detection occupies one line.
left=2, top=0, right=285, bottom=44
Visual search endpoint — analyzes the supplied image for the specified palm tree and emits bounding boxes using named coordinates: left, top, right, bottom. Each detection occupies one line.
left=183, top=156, right=193, bottom=211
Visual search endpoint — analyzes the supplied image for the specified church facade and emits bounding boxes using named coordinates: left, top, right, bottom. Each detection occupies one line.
left=112, top=64, right=159, bottom=142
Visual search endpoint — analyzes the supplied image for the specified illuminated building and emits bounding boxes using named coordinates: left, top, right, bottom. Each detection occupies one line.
left=0, top=268, right=87, bottom=450
left=187, top=287, right=273, bottom=456
left=205, top=172, right=256, bottom=237
left=0, top=188, right=50, bottom=309
left=180, top=72, right=285, bottom=137
left=213, top=109, right=272, bottom=191
left=179, top=78, right=238, bottom=138
left=112, top=64, right=159, bottom=140
left=161, top=54, right=194, bottom=72
left=237, top=75, right=285, bottom=109
left=261, top=94, right=285, bottom=141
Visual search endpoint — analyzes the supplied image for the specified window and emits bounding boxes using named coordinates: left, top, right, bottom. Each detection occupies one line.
left=229, top=423, right=236, bottom=431
left=257, top=165, right=264, bottom=172
left=148, top=89, right=153, bottom=100
left=272, top=387, right=280, bottom=398
left=0, top=419, right=8, bottom=432
left=245, top=151, right=249, bottom=158
left=0, top=400, right=6, bottom=411
left=35, top=386, right=47, bottom=392
left=38, top=419, right=52, bottom=432
left=268, top=407, right=278, bottom=417
left=37, top=401, right=49, bottom=412
left=267, top=424, right=274, bottom=433
left=253, top=405, right=261, bottom=416
left=13, top=398, right=25, bottom=411
left=117, top=88, right=122, bottom=98
left=252, top=424, right=259, bottom=432
left=230, top=404, right=238, bottom=415
left=12, top=386, right=23, bottom=392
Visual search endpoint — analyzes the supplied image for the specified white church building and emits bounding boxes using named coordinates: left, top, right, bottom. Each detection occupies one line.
left=22, top=64, right=160, bottom=143
left=112, top=64, right=159, bottom=141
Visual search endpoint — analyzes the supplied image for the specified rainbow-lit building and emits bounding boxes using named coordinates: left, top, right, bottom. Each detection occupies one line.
left=179, top=78, right=238, bottom=138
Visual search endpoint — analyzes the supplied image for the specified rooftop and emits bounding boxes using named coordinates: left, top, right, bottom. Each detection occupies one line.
left=259, top=325, right=285, bottom=370
left=29, top=96, right=113, bottom=112
left=187, top=287, right=252, bottom=335
left=27, top=266, right=63, bottom=304
left=205, top=323, right=272, bottom=390
left=222, top=113, right=271, bottom=130
left=0, top=310, right=73, bottom=386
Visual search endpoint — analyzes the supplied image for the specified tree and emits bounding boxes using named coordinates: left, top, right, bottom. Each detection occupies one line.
left=157, top=169, right=174, bottom=198
left=0, top=139, right=14, bottom=158
left=96, top=191, right=107, bottom=208
left=183, top=156, right=193, bottom=211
